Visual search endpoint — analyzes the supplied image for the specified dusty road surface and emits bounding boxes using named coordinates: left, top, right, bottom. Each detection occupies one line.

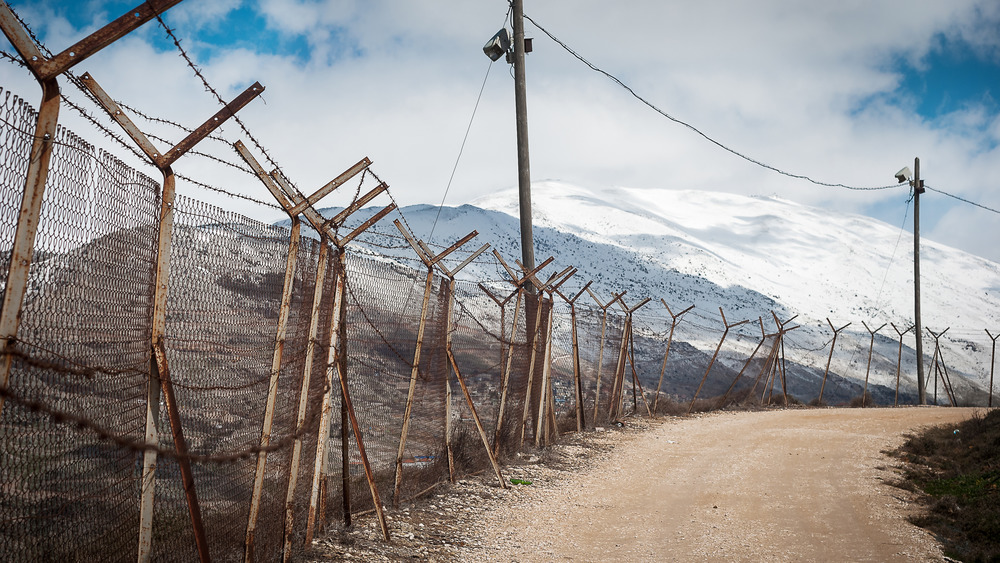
left=457, top=407, right=976, bottom=562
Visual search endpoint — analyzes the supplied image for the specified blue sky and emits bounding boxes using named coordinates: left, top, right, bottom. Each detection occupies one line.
left=1, top=0, right=999, bottom=263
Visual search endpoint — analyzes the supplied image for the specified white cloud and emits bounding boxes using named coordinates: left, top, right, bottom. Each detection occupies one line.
left=1, top=0, right=998, bottom=262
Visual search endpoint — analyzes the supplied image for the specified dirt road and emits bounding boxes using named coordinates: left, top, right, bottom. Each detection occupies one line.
left=459, top=407, right=976, bottom=562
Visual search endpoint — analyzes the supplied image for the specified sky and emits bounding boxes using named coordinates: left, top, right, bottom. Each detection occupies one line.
left=1, top=0, right=999, bottom=263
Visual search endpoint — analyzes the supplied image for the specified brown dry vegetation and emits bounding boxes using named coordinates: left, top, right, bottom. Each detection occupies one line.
left=888, top=408, right=1000, bottom=563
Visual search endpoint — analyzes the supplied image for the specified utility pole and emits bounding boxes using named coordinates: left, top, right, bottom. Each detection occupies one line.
left=912, top=157, right=926, bottom=404
left=512, top=0, right=535, bottom=275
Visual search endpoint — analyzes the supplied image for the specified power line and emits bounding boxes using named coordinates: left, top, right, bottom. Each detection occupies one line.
left=871, top=193, right=912, bottom=317
left=427, top=58, right=495, bottom=244
left=924, top=183, right=1000, bottom=215
left=521, top=13, right=905, bottom=193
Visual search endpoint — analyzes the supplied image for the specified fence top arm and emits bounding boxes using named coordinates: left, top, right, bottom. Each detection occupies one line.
left=393, top=219, right=432, bottom=267
left=336, top=203, right=396, bottom=248
left=289, top=157, right=372, bottom=218
left=428, top=231, right=478, bottom=267
left=448, top=243, right=491, bottom=279
left=563, top=279, right=593, bottom=305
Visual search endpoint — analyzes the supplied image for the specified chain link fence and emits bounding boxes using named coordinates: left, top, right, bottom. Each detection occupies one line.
left=0, top=83, right=991, bottom=562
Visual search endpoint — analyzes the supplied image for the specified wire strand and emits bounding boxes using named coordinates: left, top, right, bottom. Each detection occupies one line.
left=427, top=58, right=495, bottom=244
left=522, top=13, right=904, bottom=193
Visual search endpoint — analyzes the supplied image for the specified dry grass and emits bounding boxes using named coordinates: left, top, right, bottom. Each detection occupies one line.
left=888, top=409, right=1000, bottom=563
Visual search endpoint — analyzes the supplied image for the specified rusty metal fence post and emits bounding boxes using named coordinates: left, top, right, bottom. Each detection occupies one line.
left=653, top=301, right=694, bottom=413
left=860, top=321, right=886, bottom=407
left=818, top=319, right=851, bottom=405
left=890, top=323, right=914, bottom=407
left=555, top=280, right=593, bottom=431
left=687, top=308, right=749, bottom=414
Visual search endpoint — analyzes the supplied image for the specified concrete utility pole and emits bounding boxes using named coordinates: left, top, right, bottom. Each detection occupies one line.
left=912, top=157, right=926, bottom=404
left=512, top=0, right=535, bottom=274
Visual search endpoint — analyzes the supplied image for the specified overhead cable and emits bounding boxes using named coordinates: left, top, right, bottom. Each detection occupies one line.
left=522, top=13, right=906, bottom=192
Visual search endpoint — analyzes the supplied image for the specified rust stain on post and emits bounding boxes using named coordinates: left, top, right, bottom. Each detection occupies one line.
left=393, top=267, right=435, bottom=506
left=447, top=348, right=508, bottom=489
left=282, top=240, right=330, bottom=562
left=0, top=77, right=59, bottom=416
left=306, top=259, right=343, bottom=545
left=244, top=219, right=300, bottom=562
left=491, top=288, right=522, bottom=456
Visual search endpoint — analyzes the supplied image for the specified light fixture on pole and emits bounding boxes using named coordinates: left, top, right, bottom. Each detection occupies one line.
left=896, top=159, right=925, bottom=405
left=482, top=28, right=510, bottom=61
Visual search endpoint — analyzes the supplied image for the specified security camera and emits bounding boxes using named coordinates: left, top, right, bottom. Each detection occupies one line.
left=894, top=166, right=912, bottom=184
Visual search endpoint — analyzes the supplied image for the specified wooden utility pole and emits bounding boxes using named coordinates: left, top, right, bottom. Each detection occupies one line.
left=512, top=0, right=534, bottom=274
left=912, top=157, right=926, bottom=404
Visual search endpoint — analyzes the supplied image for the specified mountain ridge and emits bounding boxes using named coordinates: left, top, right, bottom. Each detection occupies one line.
left=286, top=182, right=1000, bottom=403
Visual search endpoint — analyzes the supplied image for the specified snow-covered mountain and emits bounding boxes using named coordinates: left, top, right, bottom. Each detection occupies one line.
left=307, top=181, right=1000, bottom=404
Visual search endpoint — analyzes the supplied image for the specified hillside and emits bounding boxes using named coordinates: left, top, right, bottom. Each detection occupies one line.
left=312, top=182, right=1000, bottom=405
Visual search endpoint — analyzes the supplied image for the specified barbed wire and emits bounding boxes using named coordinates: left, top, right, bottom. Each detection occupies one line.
left=115, top=99, right=231, bottom=146
left=0, top=374, right=328, bottom=464
left=1, top=48, right=27, bottom=67
left=174, top=171, right=282, bottom=210
left=143, top=131, right=256, bottom=176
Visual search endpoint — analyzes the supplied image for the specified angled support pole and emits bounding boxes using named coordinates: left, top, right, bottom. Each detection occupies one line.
left=431, top=242, right=490, bottom=481
left=554, top=280, right=593, bottom=431
left=392, top=220, right=478, bottom=506
left=987, top=329, right=998, bottom=408
left=861, top=321, right=887, bottom=407
left=586, top=289, right=624, bottom=423
left=481, top=282, right=522, bottom=456
left=80, top=72, right=263, bottom=563
left=533, top=267, right=576, bottom=446
left=771, top=312, right=799, bottom=406
left=687, top=308, right=749, bottom=414
left=721, top=317, right=765, bottom=406
left=653, top=301, right=695, bottom=413
left=429, top=245, right=507, bottom=489
left=927, top=328, right=957, bottom=406
left=890, top=323, right=914, bottom=407
left=818, top=319, right=851, bottom=405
